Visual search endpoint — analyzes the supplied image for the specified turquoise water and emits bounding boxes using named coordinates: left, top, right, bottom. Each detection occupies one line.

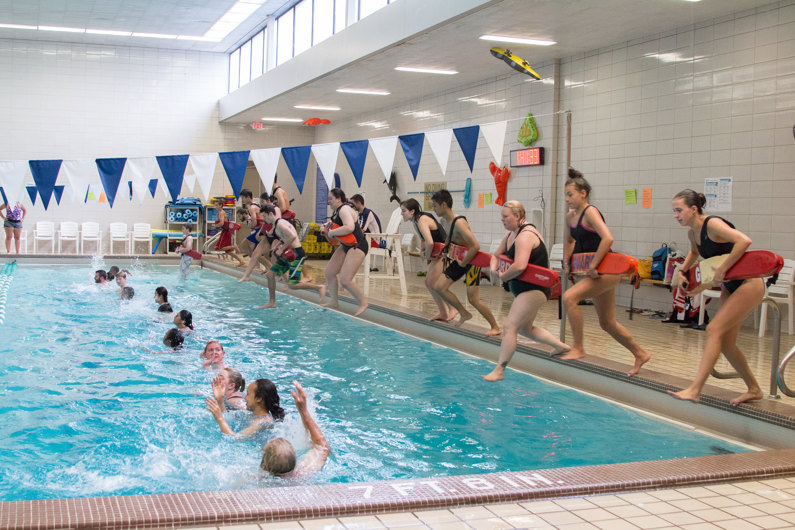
left=0, top=264, right=749, bottom=501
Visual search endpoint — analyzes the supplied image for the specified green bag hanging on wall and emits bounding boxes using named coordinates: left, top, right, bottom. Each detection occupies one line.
left=517, top=112, right=538, bottom=146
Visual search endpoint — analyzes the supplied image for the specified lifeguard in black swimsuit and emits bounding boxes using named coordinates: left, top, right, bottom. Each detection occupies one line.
left=320, top=188, right=368, bottom=316
left=560, top=169, right=650, bottom=376
left=669, top=189, right=764, bottom=405
left=400, top=198, right=456, bottom=322
left=482, top=201, right=570, bottom=381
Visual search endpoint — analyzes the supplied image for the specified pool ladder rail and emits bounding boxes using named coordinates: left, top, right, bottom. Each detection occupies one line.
left=0, top=261, right=18, bottom=324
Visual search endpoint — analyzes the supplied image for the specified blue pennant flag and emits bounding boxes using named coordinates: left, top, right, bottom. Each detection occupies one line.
left=340, top=140, right=369, bottom=187
left=29, top=159, right=62, bottom=210
left=453, top=125, right=479, bottom=172
left=95, top=157, right=127, bottom=207
left=218, top=151, right=250, bottom=199
left=0, top=187, right=7, bottom=205
left=156, top=154, right=189, bottom=203
left=148, top=178, right=159, bottom=198
left=399, top=133, right=425, bottom=181
left=26, top=185, right=37, bottom=206
left=53, top=185, right=65, bottom=205
left=281, top=146, right=311, bottom=194
left=128, top=181, right=133, bottom=200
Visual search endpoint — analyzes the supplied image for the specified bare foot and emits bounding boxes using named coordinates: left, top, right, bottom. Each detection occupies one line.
left=258, top=301, right=276, bottom=309
left=730, top=389, right=763, bottom=406
left=238, top=276, right=250, bottom=283
left=453, top=310, right=473, bottom=328
left=668, top=389, right=699, bottom=402
left=443, top=310, right=459, bottom=322
left=430, top=313, right=449, bottom=322
left=481, top=367, right=505, bottom=382
left=317, top=285, right=327, bottom=303
left=551, top=346, right=571, bottom=356
left=628, top=350, right=651, bottom=376
left=560, top=348, right=585, bottom=361
left=354, top=303, right=368, bottom=317
left=322, top=301, right=339, bottom=309
left=485, top=327, right=501, bottom=337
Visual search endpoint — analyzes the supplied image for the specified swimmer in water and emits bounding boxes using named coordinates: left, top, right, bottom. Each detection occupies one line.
left=200, top=340, right=226, bottom=371
left=174, top=309, right=194, bottom=333
left=142, top=328, right=184, bottom=354
left=205, top=378, right=284, bottom=436
left=210, top=368, right=247, bottom=411
left=155, top=286, right=173, bottom=313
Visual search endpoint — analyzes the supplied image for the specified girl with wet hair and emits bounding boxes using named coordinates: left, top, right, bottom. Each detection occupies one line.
left=154, top=286, right=173, bottom=313
left=205, top=378, right=283, bottom=436
left=174, top=310, right=194, bottom=332
left=668, top=189, right=764, bottom=405
left=399, top=198, right=453, bottom=322
left=560, top=168, right=650, bottom=376
left=141, top=328, right=184, bottom=354
left=210, top=368, right=246, bottom=411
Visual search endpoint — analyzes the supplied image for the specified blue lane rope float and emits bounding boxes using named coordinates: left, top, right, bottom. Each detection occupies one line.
left=0, top=261, right=18, bottom=325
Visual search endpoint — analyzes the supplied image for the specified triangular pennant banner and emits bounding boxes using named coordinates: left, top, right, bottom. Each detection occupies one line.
left=453, top=125, right=480, bottom=172
left=189, top=153, right=217, bottom=202
left=0, top=160, right=29, bottom=204
left=218, top=150, right=249, bottom=198
left=250, top=148, right=281, bottom=192
left=123, top=157, right=157, bottom=205
left=281, top=146, right=311, bottom=194
left=26, top=185, right=37, bottom=206
left=61, top=159, right=98, bottom=203
left=156, top=154, right=189, bottom=203
left=426, top=129, right=453, bottom=175
left=98, top=192, right=107, bottom=203
left=128, top=181, right=133, bottom=201
left=0, top=186, right=8, bottom=205
left=311, top=143, right=340, bottom=189
left=480, top=121, right=508, bottom=166
left=53, top=185, right=65, bottom=205
left=95, top=157, right=126, bottom=208
left=368, top=136, right=398, bottom=180
left=398, top=133, right=425, bottom=181
left=340, top=140, right=369, bottom=187
left=29, top=159, right=62, bottom=210
left=85, top=184, right=98, bottom=202
left=148, top=179, right=159, bottom=198
left=183, top=172, right=196, bottom=193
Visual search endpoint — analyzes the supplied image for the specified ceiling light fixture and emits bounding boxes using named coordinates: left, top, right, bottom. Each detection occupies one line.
left=132, top=32, right=177, bottom=39
left=336, top=88, right=390, bottom=96
left=294, top=105, right=341, bottom=111
left=0, top=23, right=37, bottom=30
left=395, top=66, right=458, bottom=75
left=479, top=35, right=556, bottom=46
left=261, top=117, right=303, bottom=122
left=38, top=25, right=85, bottom=33
left=86, top=29, right=133, bottom=36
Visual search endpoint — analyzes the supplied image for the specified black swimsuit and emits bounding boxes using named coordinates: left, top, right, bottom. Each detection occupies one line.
left=696, top=216, right=743, bottom=294
left=506, top=224, right=551, bottom=299
left=413, top=212, right=446, bottom=244
left=332, top=204, right=368, bottom=255
left=569, top=205, right=604, bottom=254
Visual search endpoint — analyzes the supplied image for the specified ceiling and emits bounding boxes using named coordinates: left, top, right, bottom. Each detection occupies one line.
left=0, top=0, right=778, bottom=124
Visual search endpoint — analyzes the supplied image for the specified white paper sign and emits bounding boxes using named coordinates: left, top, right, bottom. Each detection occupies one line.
left=704, top=177, right=732, bottom=212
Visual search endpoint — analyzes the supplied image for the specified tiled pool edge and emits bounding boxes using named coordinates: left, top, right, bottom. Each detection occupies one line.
left=2, top=449, right=794, bottom=530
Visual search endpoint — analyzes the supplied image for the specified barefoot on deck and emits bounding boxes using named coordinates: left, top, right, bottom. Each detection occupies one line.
left=485, top=327, right=501, bottom=337
left=481, top=367, right=505, bottom=382
left=443, top=310, right=459, bottom=322
left=730, top=389, right=763, bottom=406
left=430, top=313, right=449, bottom=322
left=237, top=276, right=250, bottom=283
left=628, top=351, right=651, bottom=376
left=317, top=285, right=327, bottom=303
left=453, top=310, right=473, bottom=328
left=551, top=346, right=571, bottom=356
left=354, top=303, right=368, bottom=317
left=668, top=389, right=699, bottom=402
left=258, top=301, right=276, bottom=309
left=560, top=348, right=585, bottom=361
left=322, top=301, right=339, bottom=310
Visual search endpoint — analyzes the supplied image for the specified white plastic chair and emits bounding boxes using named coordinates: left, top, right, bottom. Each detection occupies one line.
left=109, top=222, right=130, bottom=254
left=33, top=221, right=56, bottom=254
left=57, top=221, right=79, bottom=254
left=80, top=222, right=102, bottom=254
left=549, top=243, right=565, bottom=273
left=698, top=289, right=721, bottom=327
left=759, top=259, right=795, bottom=336
left=363, top=207, right=406, bottom=296
left=130, top=223, right=152, bottom=255
left=401, top=232, right=419, bottom=272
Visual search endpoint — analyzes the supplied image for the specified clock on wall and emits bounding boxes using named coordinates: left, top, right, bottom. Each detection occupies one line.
left=510, top=147, right=544, bottom=167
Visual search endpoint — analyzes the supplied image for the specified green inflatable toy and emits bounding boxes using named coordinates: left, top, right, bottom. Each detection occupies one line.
left=517, top=112, right=538, bottom=146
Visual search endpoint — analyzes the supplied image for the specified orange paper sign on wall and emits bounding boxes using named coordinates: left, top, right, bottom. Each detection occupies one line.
left=478, top=193, right=484, bottom=208
left=642, top=188, right=652, bottom=209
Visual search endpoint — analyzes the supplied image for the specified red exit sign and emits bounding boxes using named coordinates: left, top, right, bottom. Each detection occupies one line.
left=510, top=147, right=544, bottom=167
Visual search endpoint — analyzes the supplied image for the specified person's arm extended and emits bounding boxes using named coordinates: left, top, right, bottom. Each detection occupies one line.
left=454, top=220, right=480, bottom=267
left=293, top=381, right=330, bottom=474
left=205, top=397, right=234, bottom=434
left=212, top=375, right=227, bottom=413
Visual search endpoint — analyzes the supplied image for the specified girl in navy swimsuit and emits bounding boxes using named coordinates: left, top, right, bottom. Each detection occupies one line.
left=669, top=189, right=764, bottom=405
left=560, top=169, right=650, bottom=376
left=400, top=198, right=456, bottom=322
left=320, top=188, right=368, bottom=316
left=482, top=201, right=570, bottom=382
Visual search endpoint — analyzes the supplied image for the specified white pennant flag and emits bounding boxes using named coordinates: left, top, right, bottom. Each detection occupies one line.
left=250, top=148, right=281, bottom=192
left=426, top=129, right=453, bottom=175
left=481, top=121, right=508, bottom=166
left=0, top=160, right=29, bottom=204
left=368, top=136, right=398, bottom=180
left=311, top=143, right=340, bottom=189
left=158, top=176, right=169, bottom=197
left=189, top=153, right=217, bottom=202
left=183, top=171, right=196, bottom=193
left=123, top=157, right=157, bottom=204
left=60, top=159, right=98, bottom=204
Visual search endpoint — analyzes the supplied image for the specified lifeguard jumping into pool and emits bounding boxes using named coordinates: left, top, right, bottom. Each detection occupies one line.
left=560, top=169, right=650, bottom=376
left=668, top=189, right=765, bottom=405
left=482, top=201, right=570, bottom=382
left=212, top=199, right=245, bottom=267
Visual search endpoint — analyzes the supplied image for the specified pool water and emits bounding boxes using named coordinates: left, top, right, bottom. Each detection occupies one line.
left=0, top=264, right=750, bottom=502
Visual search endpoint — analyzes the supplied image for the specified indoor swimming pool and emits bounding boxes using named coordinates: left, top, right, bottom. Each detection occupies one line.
left=0, top=264, right=752, bottom=502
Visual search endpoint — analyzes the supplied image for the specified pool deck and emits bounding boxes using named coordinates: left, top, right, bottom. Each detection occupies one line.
left=1, top=254, right=794, bottom=529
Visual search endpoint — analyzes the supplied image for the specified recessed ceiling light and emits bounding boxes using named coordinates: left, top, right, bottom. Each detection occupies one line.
left=336, top=88, right=390, bottom=96
left=479, top=35, right=556, bottom=46
left=86, top=29, right=133, bottom=36
left=0, top=23, right=37, bottom=30
left=261, top=117, right=303, bottom=122
left=132, top=32, right=177, bottom=39
left=294, top=105, right=341, bottom=111
left=38, top=25, right=85, bottom=33
left=394, top=66, right=458, bottom=75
